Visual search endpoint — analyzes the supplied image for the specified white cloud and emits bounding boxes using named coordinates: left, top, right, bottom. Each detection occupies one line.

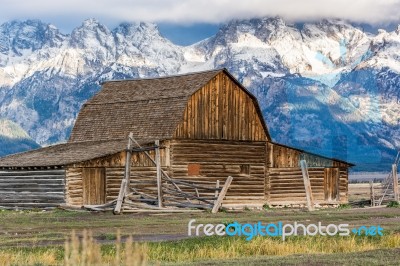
left=0, top=0, right=399, bottom=26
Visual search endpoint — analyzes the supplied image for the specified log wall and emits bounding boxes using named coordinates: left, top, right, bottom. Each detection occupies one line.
left=267, top=167, right=348, bottom=205
left=169, top=139, right=265, bottom=207
left=65, top=142, right=169, bottom=205
left=174, top=72, right=267, bottom=141
left=65, top=168, right=83, bottom=205
left=63, top=139, right=350, bottom=208
left=0, top=169, right=65, bottom=208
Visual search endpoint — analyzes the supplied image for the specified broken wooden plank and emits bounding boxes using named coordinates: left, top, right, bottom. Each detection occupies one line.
left=300, top=160, right=315, bottom=211
left=212, top=176, right=233, bottom=213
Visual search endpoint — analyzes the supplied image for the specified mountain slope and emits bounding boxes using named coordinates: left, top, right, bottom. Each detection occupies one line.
left=0, top=119, right=40, bottom=157
left=0, top=18, right=399, bottom=171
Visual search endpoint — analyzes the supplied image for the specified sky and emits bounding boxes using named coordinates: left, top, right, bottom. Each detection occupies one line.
left=0, top=0, right=399, bottom=45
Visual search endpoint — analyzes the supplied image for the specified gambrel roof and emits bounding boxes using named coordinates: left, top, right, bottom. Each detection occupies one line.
left=69, top=68, right=270, bottom=142
left=0, top=69, right=270, bottom=167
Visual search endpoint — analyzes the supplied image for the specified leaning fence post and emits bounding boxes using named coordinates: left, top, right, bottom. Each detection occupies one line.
left=155, top=140, right=163, bottom=208
left=212, top=176, right=233, bottom=213
left=370, top=180, right=375, bottom=207
left=393, top=164, right=399, bottom=203
left=300, top=160, right=315, bottom=211
left=114, top=132, right=133, bottom=214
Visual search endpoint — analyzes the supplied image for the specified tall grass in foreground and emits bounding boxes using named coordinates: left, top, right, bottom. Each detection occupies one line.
left=64, top=230, right=147, bottom=266
left=0, top=232, right=398, bottom=265
left=148, top=234, right=400, bottom=262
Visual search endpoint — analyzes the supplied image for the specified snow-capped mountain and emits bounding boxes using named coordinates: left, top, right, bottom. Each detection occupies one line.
left=0, top=17, right=399, bottom=171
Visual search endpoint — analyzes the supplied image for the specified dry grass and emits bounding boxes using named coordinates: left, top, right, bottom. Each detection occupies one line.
left=0, top=249, right=59, bottom=266
left=64, top=229, right=147, bottom=266
left=0, top=231, right=398, bottom=265
left=0, top=230, right=147, bottom=266
left=148, top=234, right=400, bottom=262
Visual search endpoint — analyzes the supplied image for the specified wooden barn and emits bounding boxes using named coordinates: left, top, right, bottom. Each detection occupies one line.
left=0, top=69, right=353, bottom=210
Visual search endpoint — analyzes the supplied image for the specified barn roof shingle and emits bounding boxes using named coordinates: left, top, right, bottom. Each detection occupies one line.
left=69, top=69, right=223, bottom=142
left=0, top=139, right=153, bottom=168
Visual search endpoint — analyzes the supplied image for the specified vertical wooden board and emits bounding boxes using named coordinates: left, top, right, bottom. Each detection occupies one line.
left=324, top=168, right=329, bottom=201
left=242, top=91, right=247, bottom=140
left=233, top=86, right=238, bottom=140
left=204, top=83, right=209, bottom=138
left=240, top=91, right=244, bottom=140
left=99, top=168, right=106, bottom=204
left=189, top=95, right=192, bottom=138
left=217, top=75, right=221, bottom=138
left=222, top=74, right=227, bottom=139
left=252, top=104, right=257, bottom=140
left=193, top=91, right=197, bottom=138
left=198, top=85, right=203, bottom=138
left=184, top=102, right=189, bottom=138
left=82, top=168, right=89, bottom=204
left=245, top=96, right=250, bottom=139
left=191, top=94, right=195, bottom=138
left=82, top=168, right=106, bottom=205
left=330, top=168, right=335, bottom=200
left=334, top=168, right=340, bottom=201
left=228, top=79, right=233, bottom=139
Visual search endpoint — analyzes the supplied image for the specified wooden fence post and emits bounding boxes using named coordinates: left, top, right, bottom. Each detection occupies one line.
left=215, top=180, right=220, bottom=199
left=114, top=132, right=133, bottom=214
left=125, top=133, right=133, bottom=195
left=212, top=176, right=233, bottom=213
left=155, top=140, right=163, bottom=208
left=393, top=164, right=399, bottom=203
left=300, top=160, right=315, bottom=211
left=335, top=168, right=340, bottom=202
left=370, top=180, right=375, bottom=207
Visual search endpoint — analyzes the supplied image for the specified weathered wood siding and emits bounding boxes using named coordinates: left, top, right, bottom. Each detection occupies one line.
left=174, top=72, right=267, bottom=141
left=82, top=168, right=106, bottom=205
left=265, top=142, right=349, bottom=205
left=0, top=169, right=65, bottom=208
left=267, top=142, right=346, bottom=168
left=170, top=139, right=265, bottom=207
left=267, top=167, right=348, bottom=205
left=65, top=168, right=83, bottom=205
left=267, top=143, right=302, bottom=168
left=65, top=143, right=169, bottom=205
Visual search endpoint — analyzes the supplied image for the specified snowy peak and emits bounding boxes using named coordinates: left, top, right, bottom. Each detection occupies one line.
left=0, top=20, right=65, bottom=57
left=113, top=22, right=184, bottom=74
left=70, top=18, right=113, bottom=49
left=359, top=26, right=400, bottom=73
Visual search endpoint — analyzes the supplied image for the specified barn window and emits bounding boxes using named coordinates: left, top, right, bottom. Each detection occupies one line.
left=188, top=163, right=201, bottom=175
left=240, top=164, right=250, bottom=175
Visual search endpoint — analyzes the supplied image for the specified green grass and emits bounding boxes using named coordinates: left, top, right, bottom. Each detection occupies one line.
left=387, top=201, right=400, bottom=208
left=0, top=233, right=399, bottom=265
left=148, top=234, right=400, bottom=263
left=0, top=207, right=399, bottom=265
left=171, top=248, right=400, bottom=266
left=0, top=207, right=400, bottom=247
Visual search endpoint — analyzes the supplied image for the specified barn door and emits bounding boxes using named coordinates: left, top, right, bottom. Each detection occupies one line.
left=324, top=168, right=340, bottom=201
left=82, top=168, right=106, bottom=205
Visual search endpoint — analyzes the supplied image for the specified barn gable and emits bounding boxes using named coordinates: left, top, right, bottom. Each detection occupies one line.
left=174, top=71, right=268, bottom=141
left=69, top=69, right=270, bottom=143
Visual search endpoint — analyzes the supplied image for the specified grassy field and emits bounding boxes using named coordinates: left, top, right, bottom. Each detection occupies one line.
left=175, top=248, right=400, bottom=266
left=0, top=206, right=399, bottom=265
